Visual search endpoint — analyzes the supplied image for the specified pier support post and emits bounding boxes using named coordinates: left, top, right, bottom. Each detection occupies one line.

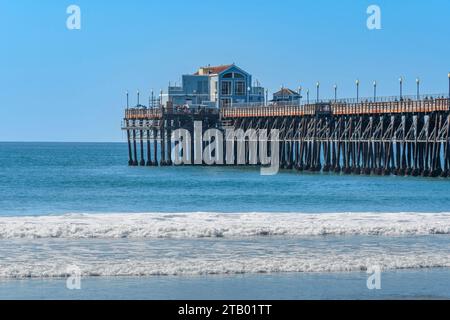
left=323, top=140, right=331, bottom=172
left=127, top=128, right=133, bottom=166
left=139, top=129, right=146, bottom=166
left=315, top=141, right=322, bottom=171
left=153, top=128, right=159, bottom=166
left=160, top=120, right=166, bottom=166
left=132, top=129, right=138, bottom=166
left=167, top=123, right=172, bottom=166
left=335, top=141, right=342, bottom=173
left=297, top=139, right=305, bottom=171
left=146, top=129, right=153, bottom=166
left=442, top=114, right=450, bottom=177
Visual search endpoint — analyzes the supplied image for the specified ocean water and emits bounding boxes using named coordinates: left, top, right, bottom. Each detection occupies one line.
left=0, top=142, right=450, bottom=299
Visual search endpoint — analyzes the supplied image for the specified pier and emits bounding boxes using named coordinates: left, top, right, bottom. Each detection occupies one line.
left=123, top=89, right=450, bottom=178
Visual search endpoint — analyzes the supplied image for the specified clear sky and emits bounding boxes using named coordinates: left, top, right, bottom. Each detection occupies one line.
left=0, top=0, right=449, bottom=142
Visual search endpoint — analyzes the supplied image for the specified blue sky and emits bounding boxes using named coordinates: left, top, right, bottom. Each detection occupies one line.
left=0, top=0, right=449, bottom=142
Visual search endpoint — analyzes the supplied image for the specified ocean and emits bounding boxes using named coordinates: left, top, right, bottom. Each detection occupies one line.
left=0, top=142, right=450, bottom=299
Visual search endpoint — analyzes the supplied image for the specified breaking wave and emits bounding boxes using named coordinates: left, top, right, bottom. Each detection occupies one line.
left=1, top=254, right=450, bottom=278
left=1, top=212, right=450, bottom=239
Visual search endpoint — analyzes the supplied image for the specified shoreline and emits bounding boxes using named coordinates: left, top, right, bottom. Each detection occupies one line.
left=1, top=269, right=449, bottom=300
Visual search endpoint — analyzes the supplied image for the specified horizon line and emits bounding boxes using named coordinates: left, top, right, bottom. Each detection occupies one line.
left=0, top=141, right=125, bottom=144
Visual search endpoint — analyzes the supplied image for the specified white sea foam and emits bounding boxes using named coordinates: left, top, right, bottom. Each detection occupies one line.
left=1, top=212, right=450, bottom=278
left=1, top=212, right=450, bottom=239
left=1, top=253, right=449, bottom=278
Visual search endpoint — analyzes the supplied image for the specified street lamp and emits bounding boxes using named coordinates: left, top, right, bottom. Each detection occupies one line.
left=298, top=86, right=302, bottom=106
left=316, top=82, right=320, bottom=103
left=448, top=72, right=450, bottom=98
left=137, top=90, right=140, bottom=106
left=126, top=90, right=129, bottom=109
left=373, top=81, right=377, bottom=102
left=448, top=72, right=450, bottom=110
left=399, top=77, right=403, bottom=100
left=247, top=86, right=251, bottom=105
left=334, top=84, right=337, bottom=102
left=307, top=89, right=310, bottom=104
left=356, top=79, right=360, bottom=103
left=416, top=78, right=420, bottom=100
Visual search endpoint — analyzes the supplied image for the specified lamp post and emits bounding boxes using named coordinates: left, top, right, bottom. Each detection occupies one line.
left=373, top=81, right=377, bottom=102
left=193, top=90, right=197, bottom=105
left=416, top=78, right=420, bottom=100
left=448, top=72, right=450, bottom=98
left=334, top=84, right=337, bottom=102
left=160, top=89, right=163, bottom=107
left=399, top=77, right=403, bottom=100
left=298, top=86, right=302, bottom=106
left=356, top=79, right=360, bottom=103
left=137, top=90, right=140, bottom=106
left=247, top=86, right=251, bottom=105
left=448, top=72, right=450, bottom=110
left=265, top=89, right=269, bottom=106
left=307, top=89, right=310, bottom=104
left=126, top=90, right=129, bottom=109
left=316, top=82, right=320, bottom=103
left=151, top=90, right=154, bottom=108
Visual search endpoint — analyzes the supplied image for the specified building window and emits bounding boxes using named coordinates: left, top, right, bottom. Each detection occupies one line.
left=221, top=81, right=232, bottom=96
left=235, top=81, right=245, bottom=96
left=221, top=98, right=231, bottom=107
left=196, top=80, right=208, bottom=94
left=223, top=72, right=245, bottom=79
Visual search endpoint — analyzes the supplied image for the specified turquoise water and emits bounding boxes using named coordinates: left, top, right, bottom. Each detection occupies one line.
left=1, top=142, right=450, bottom=299
left=1, top=142, right=450, bottom=216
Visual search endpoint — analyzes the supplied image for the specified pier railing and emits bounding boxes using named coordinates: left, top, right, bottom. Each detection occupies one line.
left=125, top=108, right=162, bottom=119
left=124, top=95, right=449, bottom=120
left=221, top=96, right=449, bottom=118
left=124, top=106, right=220, bottom=120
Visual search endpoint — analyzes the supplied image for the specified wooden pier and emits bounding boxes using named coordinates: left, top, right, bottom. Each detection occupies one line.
left=123, top=94, right=450, bottom=177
